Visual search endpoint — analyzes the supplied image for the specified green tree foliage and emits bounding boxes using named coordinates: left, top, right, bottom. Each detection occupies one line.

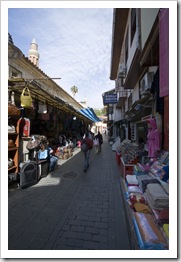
left=93, top=108, right=106, bottom=116
left=70, top=85, right=78, bottom=97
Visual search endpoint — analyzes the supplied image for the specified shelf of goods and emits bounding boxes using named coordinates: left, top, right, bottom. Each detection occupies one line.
left=8, top=130, right=19, bottom=181
left=8, top=102, right=21, bottom=182
left=115, top=149, right=121, bottom=165
left=55, top=146, right=73, bottom=160
left=117, top=139, right=146, bottom=173
left=120, top=157, right=135, bottom=179
left=120, top=155, right=169, bottom=250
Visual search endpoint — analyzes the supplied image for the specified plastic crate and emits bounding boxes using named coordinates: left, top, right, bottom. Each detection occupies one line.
left=120, top=157, right=135, bottom=179
left=115, top=150, right=121, bottom=165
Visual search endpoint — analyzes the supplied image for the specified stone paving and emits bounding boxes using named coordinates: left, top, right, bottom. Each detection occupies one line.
left=8, top=135, right=131, bottom=250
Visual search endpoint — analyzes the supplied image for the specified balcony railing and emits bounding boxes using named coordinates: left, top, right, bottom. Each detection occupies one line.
left=116, top=90, right=128, bottom=108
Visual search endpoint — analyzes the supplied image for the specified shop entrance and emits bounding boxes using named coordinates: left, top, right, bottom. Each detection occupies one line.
left=136, top=122, right=147, bottom=144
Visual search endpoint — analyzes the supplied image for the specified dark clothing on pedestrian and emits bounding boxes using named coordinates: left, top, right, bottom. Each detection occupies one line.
left=95, top=132, right=103, bottom=152
left=81, top=134, right=93, bottom=172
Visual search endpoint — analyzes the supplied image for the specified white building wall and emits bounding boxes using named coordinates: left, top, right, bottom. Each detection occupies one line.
left=114, top=107, right=122, bottom=122
left=141, top=9, right=159, bottom=49
left=132, top=82, right=140, bottom=103
left=126, top=29, right=140, bottom=72
left=125, top=9, right=140, bottom=76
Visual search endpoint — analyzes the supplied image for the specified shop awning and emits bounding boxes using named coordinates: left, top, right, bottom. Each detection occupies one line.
left=126, top=97, right=151, bottom=115
left=8, top=43, right=95, bottom=124
left=128, top=107, right=152, bottom=122
left=8, top=78, right=92, bottom=123
left=114, top=118, right=128, bottom=126
left=114, top=120, right=122, bottom=126
left=78, top=108, right=101, bottom=123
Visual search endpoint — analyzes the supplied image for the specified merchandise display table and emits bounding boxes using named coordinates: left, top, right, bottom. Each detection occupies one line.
left=115, top=149, right=121, bottom=165
left=119, top=156, right=169, bottom=250
left=120, top=157, right=135, bottom=179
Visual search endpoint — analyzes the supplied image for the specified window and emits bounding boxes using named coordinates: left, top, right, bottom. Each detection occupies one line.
left=131, top=8, right=136, bottom=45
left=11, top=71, right=18, bottom=77
left=122, top=105, right=125, bottom=115
left=9, top=65, right=22, bottom=78
left=128, top=93, right=133, bottom=109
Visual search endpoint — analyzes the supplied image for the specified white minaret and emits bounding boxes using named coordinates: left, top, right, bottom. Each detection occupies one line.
left=28, top=38, right=39, bottom=67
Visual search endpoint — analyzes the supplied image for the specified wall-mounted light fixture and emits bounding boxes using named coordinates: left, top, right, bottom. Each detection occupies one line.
left=118, top=63, right=127, bottom=79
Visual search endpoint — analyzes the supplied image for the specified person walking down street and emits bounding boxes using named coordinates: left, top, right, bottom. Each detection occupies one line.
left=88, top=131, right=94, bottom=141
left=93, top=137, right=99, bottom=154
left=81, top=132, right=93, bottom=172
left=95, top=131, right=103, bottom=153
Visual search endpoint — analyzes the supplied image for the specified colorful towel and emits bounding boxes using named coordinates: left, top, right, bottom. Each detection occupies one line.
left=152, top=208, right=169, bottom=225
left=134, top=212, right=167, bottom=246
left=145, top=183, right=169, bottom=208
left=126, top=174, right=138, bottom=185
left=142, top=179, right=160, bottom=192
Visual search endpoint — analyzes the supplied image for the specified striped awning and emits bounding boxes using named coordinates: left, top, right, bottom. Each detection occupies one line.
left=78, top=108, right=101, bottom=123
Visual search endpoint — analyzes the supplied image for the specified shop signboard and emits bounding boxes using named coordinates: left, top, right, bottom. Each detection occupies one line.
left=103, top=94, right=117, bottom=104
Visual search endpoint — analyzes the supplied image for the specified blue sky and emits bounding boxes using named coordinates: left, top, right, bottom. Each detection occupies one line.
left=8, top=7, right=115, bottom=109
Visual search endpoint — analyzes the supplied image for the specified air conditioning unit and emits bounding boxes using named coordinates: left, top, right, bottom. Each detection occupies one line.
left=140, top=72, right=154, bottom=95
left=118, top=63, right=127, bottom=79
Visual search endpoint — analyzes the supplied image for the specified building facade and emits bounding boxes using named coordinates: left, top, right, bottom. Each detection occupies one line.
left=106, top=8, right=169, bottom=151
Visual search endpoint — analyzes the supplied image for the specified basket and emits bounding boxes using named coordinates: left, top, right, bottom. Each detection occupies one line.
left=8, top=103, right=20, bottom=116
left=20, top=86, right=32, bottom=108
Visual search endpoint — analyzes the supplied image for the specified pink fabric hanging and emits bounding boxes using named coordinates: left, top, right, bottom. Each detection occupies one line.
left=147, top=118, right=160, bottom=158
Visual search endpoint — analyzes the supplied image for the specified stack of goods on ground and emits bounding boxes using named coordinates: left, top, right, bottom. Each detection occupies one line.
left=117, top=139, right=147, bottom=165
left=55, top=145, right=73, bottom=160
left=122, top=151, right=169, bottom=250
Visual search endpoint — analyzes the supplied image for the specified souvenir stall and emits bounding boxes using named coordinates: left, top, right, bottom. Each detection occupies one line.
left=8, top=102, right=21, bottom=183
left=8, top=80, right=90, bottom=188
left=117, top=119, right=169, bottom=249
left=8, top=42, right=93, bottom=188
left=115, top=139, right=147, bottom=177
left=121, top=151, right=169, bottom=250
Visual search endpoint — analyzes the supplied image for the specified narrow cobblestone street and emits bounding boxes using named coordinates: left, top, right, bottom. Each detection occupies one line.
left=8, top=135, right=131, bottom=251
